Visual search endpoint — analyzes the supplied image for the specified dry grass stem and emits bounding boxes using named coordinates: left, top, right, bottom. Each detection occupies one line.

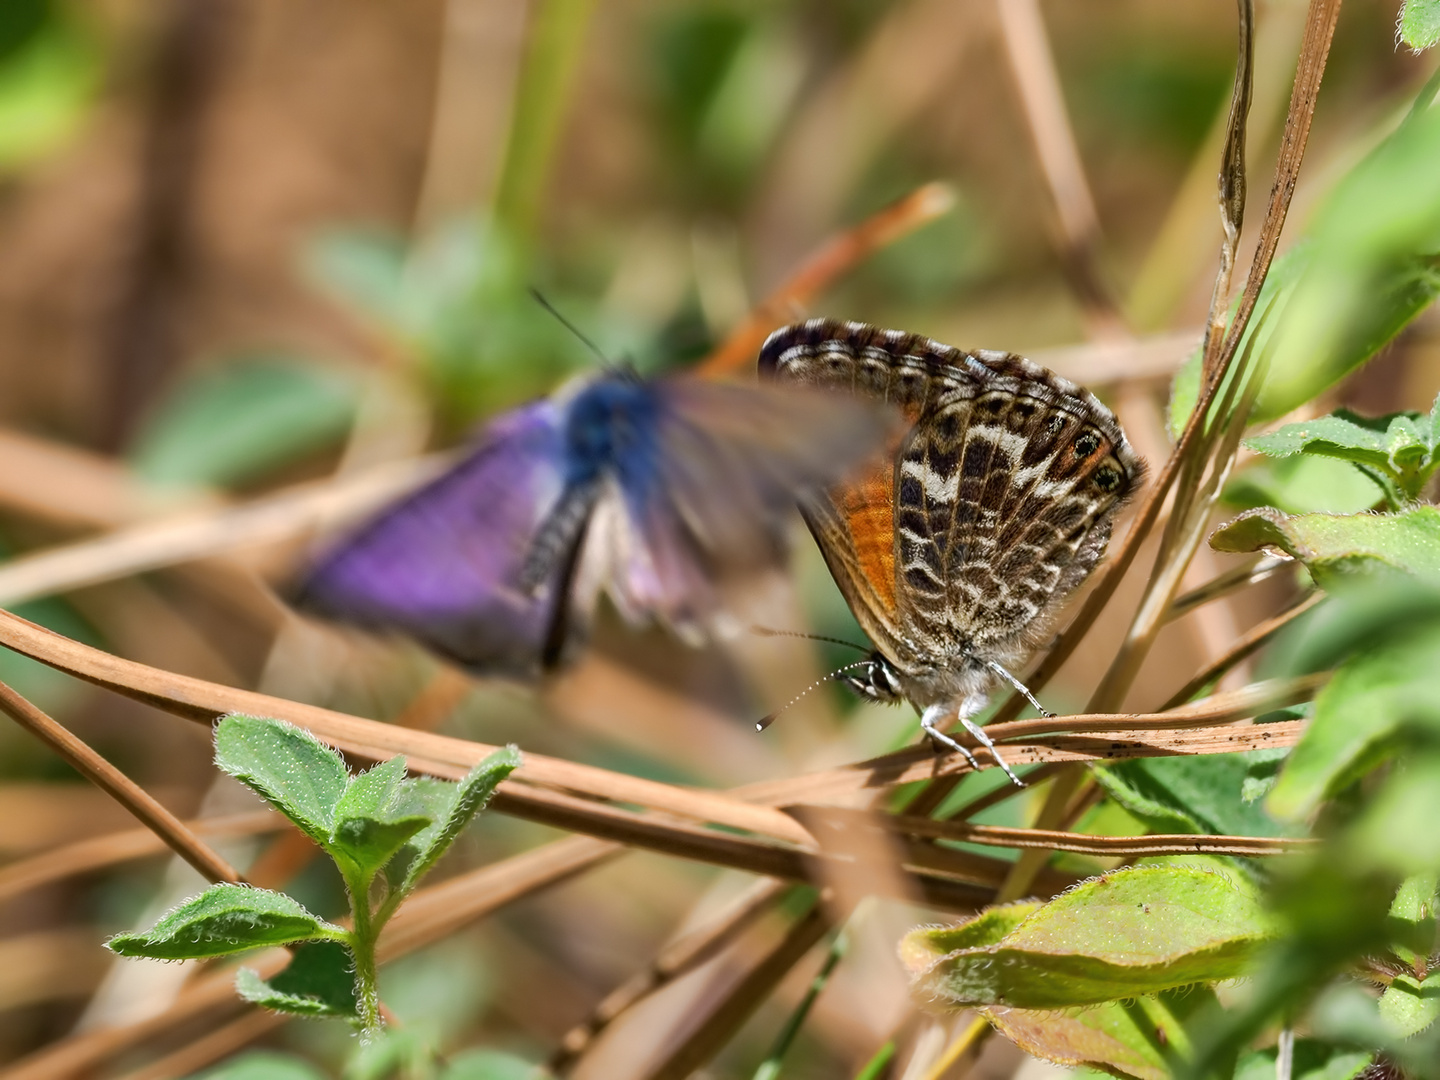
left=1166, top=553, right=1291, bottom=623
left=0, top=678, right=243, bottom=886
left=0, top=810, right=284, bottom=904
left=1159, top=592, right=1324, bottom=710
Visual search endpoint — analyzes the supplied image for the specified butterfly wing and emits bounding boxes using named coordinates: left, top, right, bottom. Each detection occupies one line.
left=562, top=374, right=893, bottom=638
left=892, top=351, right=1143, bottom=659
left=293, top=400, right=572, bottom=678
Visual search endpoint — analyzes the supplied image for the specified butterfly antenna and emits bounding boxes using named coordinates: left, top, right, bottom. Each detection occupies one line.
left=751, top=625, right=870, bottom=653
left=755, top=660, right=875, bottom=733
left=529, top=288, right=611, bottom=367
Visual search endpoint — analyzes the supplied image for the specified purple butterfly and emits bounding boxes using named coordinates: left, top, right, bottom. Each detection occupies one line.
left=294, top=368, right=894, bottom=678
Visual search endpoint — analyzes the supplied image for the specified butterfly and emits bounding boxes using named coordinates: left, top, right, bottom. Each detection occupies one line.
left=294, top=365, right=897, bottom=679
left=759, top=319, right=1145, bottom=783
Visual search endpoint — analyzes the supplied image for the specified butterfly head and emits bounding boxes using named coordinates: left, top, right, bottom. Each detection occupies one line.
left=837, top=650, right=907, bottom=706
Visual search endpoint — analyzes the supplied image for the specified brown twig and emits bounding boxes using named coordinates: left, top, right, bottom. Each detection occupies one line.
left=996, top=0, right=1122, bottom=331
left=0, top=810, right=283, bottom=904
left=1166, top=553, right=1292, bottom=623
left=696, top=183, right=956, bottom=377
left=551, top=878, right=794, bottom=1073
left=643, top=899, right=831, bottom=1080
left=0, top=678, right=242, bottom=886
left=1158, top=592, right=1323, bottom=711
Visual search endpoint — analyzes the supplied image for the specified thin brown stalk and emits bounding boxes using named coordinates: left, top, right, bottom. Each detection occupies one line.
left=1159, top=592, right=1324, bottom=711
left=996, top=0, right=1122, bottom=329
left=0, top=455, right=445, bottom=609
left=112, top=1010, right=284, bottom=1080
left=1166, top=553, right=1291, bottom=623
left=643, top=900, right=832, bottom=1080
left=814, top=807, right=1313, bottom=857
left=0, top=678, right=242, bottom=886
left=0, top=811, right=283, bottom=904
left=0, top=607, right=815, bottom=848
left=697, top=182, right=956, bottom=376
left=551, top=878, right=793, bottom=1073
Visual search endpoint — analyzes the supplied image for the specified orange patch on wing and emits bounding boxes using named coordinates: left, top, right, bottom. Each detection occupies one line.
left=837, top=463, right=898, bottom=617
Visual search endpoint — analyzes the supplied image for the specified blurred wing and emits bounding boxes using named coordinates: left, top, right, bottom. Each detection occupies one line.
left=293, top=401, right=573, bottom=678
left=646, top=378, right=898, bottom=563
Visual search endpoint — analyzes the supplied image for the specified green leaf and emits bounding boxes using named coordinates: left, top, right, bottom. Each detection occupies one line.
left=1233, top=1042, right=1371, bottom=1080
left=130, top=356, right=360, bottom=489
left=1267, top=624, right=1440, bottom=820
left=440, top=1050, right=540, bottom=1080
left=1390, top=872, right=1437, bottom=966
left=329, top=756, right=432, bottom=880
left=106, top=883, right=342, bottom=960
left=0, top=25, right=100, bottom=170
left=980, top=997, right=1173, bottom=1080
left=189, top=1051, right=329, bottom=1080
left=400, top=746, right=520, bottom=894
left=1244, top=401, right=1440, bottom=506
left=1092, top=752, right=1291, bottom=841
left=1169, top=93, right=1440, bottom=437
left=1345, top=751, right=1440, bottom=874
left=1380, top=972, right=1440, bottom=1038
left=1224, top=454, right=1383, bottom=516
left=1401, top=0, right=1440, bottom=50
left=1210, top=505, right=1440, bottom=587
left=235, top=941, right=358, bottom=1019
left=901, top=866, right=1275, bottom=1009
left=214, top=715, right=347, bottom=847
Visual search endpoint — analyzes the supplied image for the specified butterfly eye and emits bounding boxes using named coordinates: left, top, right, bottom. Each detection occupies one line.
left=1073, top=431, right=1102, bottom=458
left=1093, top=464, right=1123, bottom=493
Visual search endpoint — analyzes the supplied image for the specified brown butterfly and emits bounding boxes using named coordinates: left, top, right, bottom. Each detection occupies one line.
left=759, top=319, right=1145, bottom=783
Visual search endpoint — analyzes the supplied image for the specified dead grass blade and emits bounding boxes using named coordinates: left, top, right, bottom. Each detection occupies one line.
left=1159, top=592, right=1324, bottom=710
left=551, top=879, right=794, bottom=1074
left=642, top=899, right=831, bottom=1080
left=0, top=678, right=242, bottom=885
left=1166, top=553, right=1291, bottom=623
left=0, top=811, right=283, bottom=904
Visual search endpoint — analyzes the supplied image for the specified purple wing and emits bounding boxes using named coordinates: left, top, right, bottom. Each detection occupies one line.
left=294, top=401, right=570, bottom=678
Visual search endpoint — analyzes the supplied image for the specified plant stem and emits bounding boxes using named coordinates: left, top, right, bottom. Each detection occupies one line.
left=346, top=870, right=382, bottom=1035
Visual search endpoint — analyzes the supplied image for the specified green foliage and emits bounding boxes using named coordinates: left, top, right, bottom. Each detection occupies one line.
left=107, top=883, right=344, bottom=960
left=0, top=11, right=98, bottom=170
left=901, top=866, right=1275, bottom=1010
left=1401, top=0, right=1440, bottom=50
left=1223, top=453, right=1383, bottom=516
left=1232, top=1043, right=1371, bottom=1080
left=1169, top=81, right=1440, bottom=438
left=304, top=220, right=604, bottom=427
left=110, top=716, right=519, bottom=1035
left=1092, top=753, right=1290, bottom=842
left=130, top=357, right=362, bottom=489
left=1209, top=505, right=1440, bottom=586
left=1244, top=395, right=1440, bottom=509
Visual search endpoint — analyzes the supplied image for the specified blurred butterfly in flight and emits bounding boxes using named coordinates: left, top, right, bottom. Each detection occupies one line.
left=295, top=315, right=897, bottom=679
left=760, top=320, right=1144, bottom=784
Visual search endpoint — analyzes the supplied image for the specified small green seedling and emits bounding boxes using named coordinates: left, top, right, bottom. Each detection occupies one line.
left=107, top=714, right=520, bottom=1035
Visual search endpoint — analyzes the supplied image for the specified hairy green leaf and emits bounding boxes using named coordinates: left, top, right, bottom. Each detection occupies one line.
left=902, top=866, right=1274, bottom=1009
left=236, top=941, right=358, bottom=1019
left=1209, top=505, right=1440, bottom=586
left=330, top=755, right=432, bottom=880
left=1244, top=399, right=1440, bottom=507
left=981, top=998, right=1172, bottom=1080
left=1379, top=972, right=1440, bottom=1038
left=106, top=883, right=342, bottom=960
left=1224, top=454, right=1382, bottom=516
left=214, top=715, right=347, bottom=846
left=1093, top=753, right=1290, bottom=842
left=1401, top=0, right=1440, bottom=50
left=400, top=746, right=520, bottom=894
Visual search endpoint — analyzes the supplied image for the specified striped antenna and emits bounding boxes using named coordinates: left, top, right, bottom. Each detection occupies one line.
left=755, top=660, right=876, bottom=733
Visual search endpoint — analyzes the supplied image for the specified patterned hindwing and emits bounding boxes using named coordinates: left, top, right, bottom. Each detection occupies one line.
left=894, top=349, right=1144, bottom=660
left=760, top=319, right=1145, bottom=672
left=759, top=320, right=978, bottom=669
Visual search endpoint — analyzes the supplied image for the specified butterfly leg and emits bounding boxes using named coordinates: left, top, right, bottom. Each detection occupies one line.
left=919, top=704, right=982, bottom=771
left=983, top=659, right=1053, bottom=719
left=954, top=713, right=1025, bottom=787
